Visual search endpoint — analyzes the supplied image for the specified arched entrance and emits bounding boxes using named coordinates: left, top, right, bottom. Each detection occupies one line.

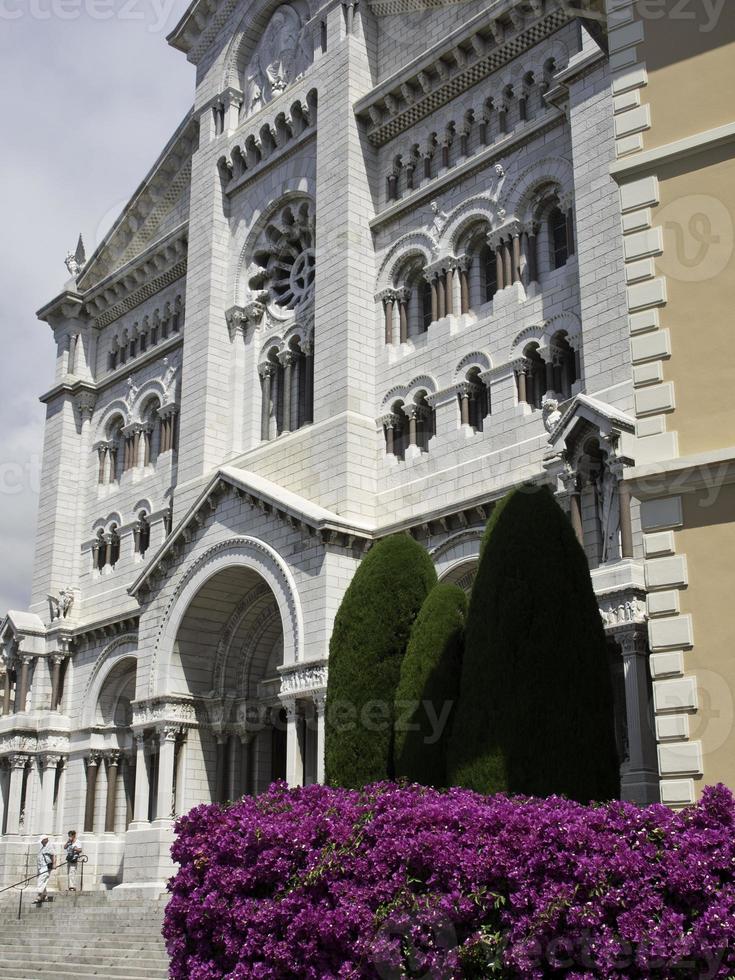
left=131, top=559, right=315, bottom=830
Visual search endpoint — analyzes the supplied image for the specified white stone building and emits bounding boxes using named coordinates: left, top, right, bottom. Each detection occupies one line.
left=0, top=0, right=664, bottom=890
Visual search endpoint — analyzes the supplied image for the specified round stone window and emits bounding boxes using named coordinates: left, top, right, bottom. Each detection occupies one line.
left=249, top=200, right=315, bottom=313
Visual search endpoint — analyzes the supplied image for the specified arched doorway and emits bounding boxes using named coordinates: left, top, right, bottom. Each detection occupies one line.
left=151, top=564, right=312, bottom=815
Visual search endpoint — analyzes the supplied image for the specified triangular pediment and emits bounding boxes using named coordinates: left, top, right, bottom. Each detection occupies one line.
left=76, top=113, right=198, bottom=291
left=129, top=466, right=375, bottom=597
left=547, top=393, right=636, bottom=457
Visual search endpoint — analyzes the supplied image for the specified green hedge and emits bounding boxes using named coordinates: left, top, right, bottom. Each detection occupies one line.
left=393, top=582, right=467, bottom=788
left=325, top=534, right=437, bottom=789
left=447, top=485, right=619, bottom=803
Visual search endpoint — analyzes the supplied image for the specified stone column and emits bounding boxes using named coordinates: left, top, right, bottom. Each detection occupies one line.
left=396, top=288, right=410, bottom=343
left=84, top=752, right=100, bottom=834
left=97, top=446, right=107, bottom=484
left=279, top=351, right=296, bottom=435
left=259, top=363, right=275, bottom=442
left=516, top=363, right=528, bottom=405
left=436, top=271, right=446, bottom=319
left=215, top=734, right=227, bottom=803
left=512, top=231, right=521, bottom=284
left=619, top=628, right=657, bottom=802
left=456, top=257, right=470, bottom=314
left=404, top=404, right=419, bottom=448
left=40, top=755, right=62, bottom=833
left=502, top=239, right=512, bottom=287
left=131, top=734, right=150, bottom=826
left=154, top=727, right=178, bottom=823
left=227, top=733, right=239, bottom=802
left=444, top=266, right=454, bottom=316
left=50, top=656, right=64, bottom=712
left=17, top=657, right=32, bottom=713
left=239, top=733, right=252, bottom=797
left=143, top=426, right=153, bottom=467
left=2, top=665, right=12, bottom=715
left=570, top=482, right=584, bottom=548
left=107, top=447, right=117, bottom=484
left=284, top=700, right=304, bottom=788
left=528, top=227, right=538, bottom=283
left=495, top=245, right=504, bottom=291
left=302, top=339, right=314, bottom=425
left=0, top=761, right=8, bottom=835
left=104, top=752, right=121, bottom=833
left=5, top=754, right=28, bottom=835
left=314, top=694, right=326, bottom=784
left=382, top=414, right=398, bottom=457
left=381, top=291, right=395, bottom=345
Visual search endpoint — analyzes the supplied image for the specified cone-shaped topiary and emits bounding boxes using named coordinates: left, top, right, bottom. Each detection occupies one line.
left=393, top=582, right=467, bottom=788
left=447, top=484, right=619, bottom=802
left=325, top=534, right=437, bottom=789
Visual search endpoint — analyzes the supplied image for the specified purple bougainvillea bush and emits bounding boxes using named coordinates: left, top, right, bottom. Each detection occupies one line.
left=164, top=782, right=735, bottom=979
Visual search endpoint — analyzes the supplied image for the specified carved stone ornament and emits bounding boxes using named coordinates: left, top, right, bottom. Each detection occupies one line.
left=131, top=697, right=198, bottom=730
left=48, top=588, right=75, bottom=622
left=542, top=394, right=562, bottom=434
left=243, top=4, right=311, bottom=119
left=428, top=200, right=449, bottom=243
left=278, top=662, right=328, bottom=697
left=64, top=234, right=86, bottom=279
left=599, top=596, right=647, bottom=629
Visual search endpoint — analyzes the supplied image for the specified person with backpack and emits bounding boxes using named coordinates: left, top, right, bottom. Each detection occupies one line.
left=35, top=836, right=55, bottom=905
left=64, top=830, right=82, bottom=892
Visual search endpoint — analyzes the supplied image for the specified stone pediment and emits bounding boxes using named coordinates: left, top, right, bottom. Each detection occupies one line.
left=74, top=113, right=198, bottom=293
left=546, top=393, right=636, bottom=461
left=129, top=466, right=375, bottom=598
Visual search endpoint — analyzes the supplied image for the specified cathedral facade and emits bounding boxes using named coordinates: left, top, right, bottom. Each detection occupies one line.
left=2, top=0, right=734, bottom=890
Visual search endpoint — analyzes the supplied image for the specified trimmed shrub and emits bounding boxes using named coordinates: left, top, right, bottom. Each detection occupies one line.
left=447, top=484, right=619, bottom=802
left=393, top=582, right=467, bottom=787
left=165, top=781, right=735, bottom=979
left=325, top=534, right=437, bottom=789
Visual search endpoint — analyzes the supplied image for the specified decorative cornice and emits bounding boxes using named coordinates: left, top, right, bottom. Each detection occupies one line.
left=355, top=0, right=585, bottom=147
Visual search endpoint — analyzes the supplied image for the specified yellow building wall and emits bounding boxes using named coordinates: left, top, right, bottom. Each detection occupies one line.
left=675, top=487, right=735, bottom=791
left=652, top=147, right=735, bottom=457
left=637, top=3, right=735, bottom=152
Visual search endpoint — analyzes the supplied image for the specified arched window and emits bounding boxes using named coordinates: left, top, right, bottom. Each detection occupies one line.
left=518, top=343, right=546, bottom=409
left=461, top=368, right=491, bottom=432
left=107, top=418, right=125, bottom=483
left=384, top=399, right=407, bottom=460
left=549, top=207, right=569, bottom=270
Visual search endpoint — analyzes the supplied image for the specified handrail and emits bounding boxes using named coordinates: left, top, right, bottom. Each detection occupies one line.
left=0, top=854, right=89, bottom=920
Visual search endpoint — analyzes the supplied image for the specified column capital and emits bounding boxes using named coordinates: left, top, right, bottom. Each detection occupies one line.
left=313, top=692, right=327, bottom=716
left=378, top=411, right=401, bottom=430
left=451, top=253, right=472, bottom=271
left=41, top=753, right=64, bottom=770
left=258, top=360, right=277, bottom=380
left=455, top=380, right=481, bottom=398
left=87, top=751, right=102, bottom=767
left=402, top=402, right=430, bottom=422
left=8, top=753, right=30, bottom=770
left=103, top=750, right=122, bottom=766
left=377, top=287, right=398, bottom=304
left=156, top=724, right=184, bottom=743
left=278, top=349, right=297, bottom=368
left=225, top=301, right=264, bottom=339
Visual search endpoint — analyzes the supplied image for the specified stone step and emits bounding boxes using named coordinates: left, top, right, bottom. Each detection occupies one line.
left=0, top=959, right=169, bottom=978
left=0, top=972, right=169, bottom=980
left=0, top=945, right=167, bottom=959
left=0, top=952, right=169, bottom=969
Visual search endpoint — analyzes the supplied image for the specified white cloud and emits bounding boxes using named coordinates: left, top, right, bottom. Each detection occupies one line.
left=0, top=2, right=193, bottom=614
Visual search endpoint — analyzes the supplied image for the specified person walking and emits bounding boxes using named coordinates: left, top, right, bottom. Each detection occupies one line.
left=35, top=836, right=55, bottom=905
left=64, top=830, right=82, bottom=892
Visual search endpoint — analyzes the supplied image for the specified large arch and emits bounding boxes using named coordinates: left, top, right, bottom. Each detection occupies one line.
left=150, top=536, right=303, bottom=698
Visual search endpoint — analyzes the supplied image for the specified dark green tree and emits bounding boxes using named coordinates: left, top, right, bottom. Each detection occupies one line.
left=447, top=485, right=619, bottom=802
left=393, top=582, right=467, bottom=788
left=325, top=534, right=437, bottom=788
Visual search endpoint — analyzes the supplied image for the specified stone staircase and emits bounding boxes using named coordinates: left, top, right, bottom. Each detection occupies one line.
left=0, top=889, right=170, bottom=979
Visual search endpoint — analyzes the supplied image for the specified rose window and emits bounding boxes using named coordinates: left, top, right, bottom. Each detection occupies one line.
left=249, top=200, right=315, bottom=312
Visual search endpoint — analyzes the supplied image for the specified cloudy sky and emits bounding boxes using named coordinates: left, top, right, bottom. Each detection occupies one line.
left=0, top=0, right=194, bottom=613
